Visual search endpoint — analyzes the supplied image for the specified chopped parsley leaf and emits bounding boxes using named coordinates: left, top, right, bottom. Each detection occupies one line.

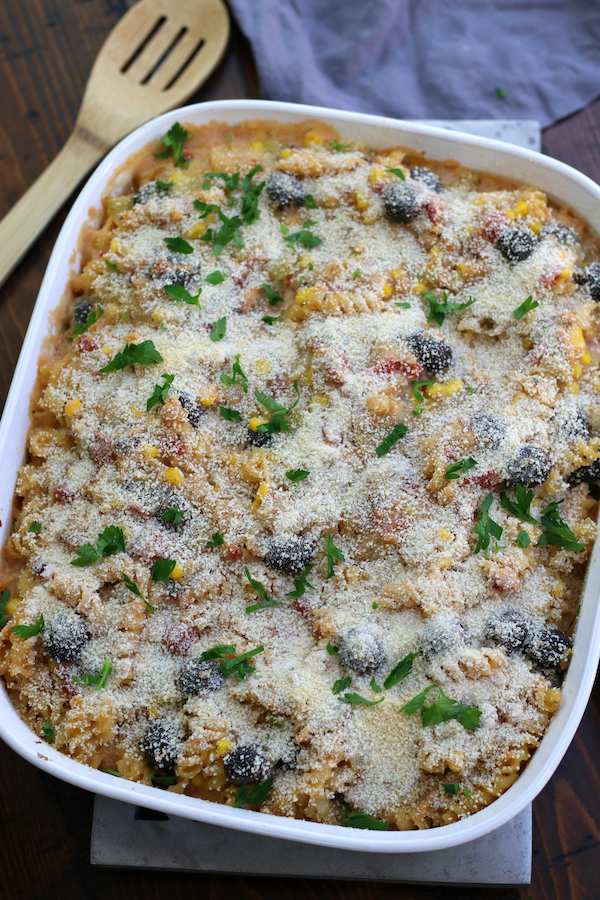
left=163, top=236, right=194, bottom=254
left=395, top=302, right=411, bottom=309
left=245, top=567, right=280, bottom=612
left=383, top=652, right=418, bottom=690
left=372, top=601, right=379, bottom=609
left=151, top=558, right=177, bottom=583
left=71, top=526, right=126, bottom=567
left=241, top=165, right=265, bottom=226
left=234, top=776, right=274, bottom=808
left=514, top=295, right=539, bottom=320
left=566, top=605, right=581, bottom=634
left=0, top=589, right=9, bottom=629
left=204, top=171, right=240, bottom=193
left=100, top=340, right=162, bottom=373
left=386, top=167, right=406, bottom=181
left=255, top=381, right=300, bottom=434
left=73, top=657, right=112, bottom=690
left=412, top=380, right=434, bottom=416
left=261, top=284, right=284, bottom=306
left=500, top=485, right=537, bottom=524
left=220, top=645, right=264, bottom=680
left=262, top=315, right=280, bottom=325
left=284, top=225, right=322, bottom=250
left=326, top=641, right=339, bottom=655
left=375, top=422, right=408, bottom=457
left=103, top=769, right=122, bottom=777
left=339, top=692, right=384, bottom=706
left=286, top=469, right=309, bottom=483
left=445, top=456, right=477, bottom=480
left=146, top=373, right=174, bottom=411
left=105, top=261, right=117, bottom=271
left=537, top=500, right=584, bottom=552
left=206, top=531, right=225, bottom=548
left=221, top=354, right=248, bottom=393
left=305, top=194, right=316, bottom=209
left=154, top=122, right=192, bottom=167
left=42, top=721, right=55, bottom=742
left=330, top=140, right=351, bottom=151
left=162, top=506, right=184, bottom=524
left=442, top=782, right=459, bottom=794
left=326, top=532, right=345, bottom=578
left=28, top=522, right=42, bottom=533
left=353, top=270, right=360, bottom=277
left=151, top=772, right=177, bottom=788
left=209, top=316, right=227, bottom=341
left=517, top=529, right=531, bottom=548
left=11, top=614, right=44, bottom=639
left=219, top=406, right=243, bottom=423
left=401, top=684, right=481, bottom=730
left=370, top=678, right=382, bottom=693
left=496, top=88, right=507, bottom=99
left=70, top=304, right=103, bottom=338
left=200, top=644, right=237, bottom=661
left=205, top=270, right=226, bottom=285
left=164, top=284, right=201, bottom=306
left=285, top=564, right=315, bottom=598
left=156, top=180, right=173, bottom=190
left=342, top=810, right=388, bottom=830
left=122, top=573, right=154, bottom=614
left=423, top=289, right=476, bottom=326
left=333, top=677, right=352, bottom=694
left=474, top=493, right=503, bottom=557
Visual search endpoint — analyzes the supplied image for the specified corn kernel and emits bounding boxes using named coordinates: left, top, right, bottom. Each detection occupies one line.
left=280, top=148, right=292, bottom=159
left=249, top=416, right=268, bottom=432
left=369, top=168, right=385, bottom=184
left=130, top=404, right=143, bottom=418
left=152, top=310, right=165, bottom=323
left=296, top=287, right=317, bottom=305
left=304, top=132, right=323, bottom=146
left=312, top=393, right=329, bottom=406
left=165, top=467, right=183, bottom=484
left=170, top=564, right=183, bottom=580
left=438, top=529, right=452, bottom=540
left=199, top=391, right=217, bottom=407
left=439, top=556, right=453, bottom=570
left=149, top=703, right=159, bottom=718
left=354, top=190, right=369, bottom=210
left=142, top=445, right=158, bottom=458
left=581, top=351, right=592, bottom=365
left=217, top=739, right=233, bottom=757
left=5, top=597, right=20, bottom=617
left=65, top=399, right=81, bottom=417
left=412, top=282, right=426, bottom=294
left=429, top=246, right=441, bottom=259
left=186, top=219, right=211, bottom=240
left=101, top=346, right=112, bottom=355
left=255, top=359, right=271, bottom=375
left=251, top=141, right=264, bottom=152
left=110, top=239, right=119, bottom=252
left=573, top=364, right=583, bottom=379
left=252, top=482, right=269, bottom=509
left=426, top=378, right=464, bottom=399
left=305, top=367, right=313, bottom=386
left=383, top=284, right=392, bottom=297
left=171, top=171, right=183, bottom=183
left=569, top=382, right=580, bottom=394
left=391, top=268, right=404, bottom=279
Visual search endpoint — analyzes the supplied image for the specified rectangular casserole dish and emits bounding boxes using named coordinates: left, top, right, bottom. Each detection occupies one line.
left=1, top=99, right=599, bottom=854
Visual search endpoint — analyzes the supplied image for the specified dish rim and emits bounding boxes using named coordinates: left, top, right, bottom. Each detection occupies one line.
left=1, top=98, right=600, bottom=853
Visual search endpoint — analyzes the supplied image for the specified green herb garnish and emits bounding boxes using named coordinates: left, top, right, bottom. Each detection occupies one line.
left=333, top=677, right=352, bottom=694
left=11, top=614, right=44, bottom=639
left=204, top=171, right=240, bottom=192
left=105, top=262, right=117, bottom=271
left=200, top=644, right=237, bottom=661
left=156, top=180, right=173, bottom=190
left=147, top=373, right=174, bottom=411
left=442, top=782, right=459, bottom=794
left=342, top=810, right=388, bottom=830
left=496, top=88, right=507, bottom=99
left=386, top=167, right=406, bottom=181
left=284, top=224, right=322, bottom=250
left=219, top=645, right=264, bottom=680
left=219, top=406, right=243, bottom=423
left=500, top=485, right=537, bottom=524
left=517, top=530, right=531, bottom=548
left=162, top=506, right=184, bottom=525
left=103, top=769, right=122, bottom=777
left=28, top=523, right=42, bottom=533
left=42, top=721, right=55, bottom=742
left=285, top=564, right=315, bottom=599
left=339, top=692, right=384, bottom=706
left=537, top=500, right=584, bottom=552
left=261, top=284, right=284, bottom=306
left=245, top=567, right=280, bottom=612
left=395, top=302, right=411, bottom=309
left=445, top=457, right=477, bottom=480
left=164, top=236, right=194, bottom=255
left=370, top=678, right=383, bottom=693
left=326, top=641, right=339, bottom=655
left=383, top=652, right=418, bottom=690
left=326, top=532, right=345, bottom=578
left=330, top=140, right=351, bottom=151
left=209, top=315, right=227, bottom=341
left=0, top=590, right=10, bottom=629
left=240, top=165, right=265, bottom=226
left=122, top=573, right=154, bottom=614
left=286, top=469, right=309, bottom=483
left=401, top=685, right=481, bottom=730
left=70, top=304, right=103, bottom=338
left=151, top=772, right=177, bottom=788
left=372, top=601, right=379, bottom=609
left=375, top=422, right=408, bottom=457
left=255, top=381, right=300, bottom=434
left=71, top=526, right=126, bottom=567
left=262, top=315, right=280, bottom=325
left=411, top=380, right=434, bottom=416
left=221, top=354, right=248, bottom=393
left=474, top=493, right=503, bottom=556
left=305, top=194, right=316, bottom=209
left=205, top=270, right=226, bottom=285
left=151, top=558, right=177, bottom=583
left=73, top=657, right=112, bottom=690
left=100, top=340, right=162, bottom=374
left=234, top=776, right=274, bottom=808
left=164, top=284, right=201, bottom=306
left=514, top=295, right=539, bottom=320
left=206, top=531, right=225, bottom=548
left=423, top=290, right=476, bottom=326
left=154, top=122, right=192, bottom=167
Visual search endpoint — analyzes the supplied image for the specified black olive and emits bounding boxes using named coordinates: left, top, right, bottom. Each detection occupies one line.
left=223, top=744, right=271, bottom=785
left=581, top=262, right=600, bottom=301
left=497, top=227, right=536, bottom=263
left=141, top=721, right=180, bottom=770
left=134, top=182, right=169, bottom=205
left=178, top=394, right=204, bottom=428
left=525, top=627, right=572, bottom=671
left=554, top=406, right=589, bottom=444
left=471, top=412, right=507, bottom=450
left=266, top=172, right=305, bottom=208
left=506, top=446, right=551, bottom=487
left=246, top=428, right=273, bottom=448
left=383, top=183, right=422, bottom=223
left=264, top=534, right=315, bottom=574
left=411, top=167, right=443, bottom=193
left=178, top=659, right=224, bottom=695
left=43, top=611, right=89, bottom=663
left=339, top=627, right=385, bottom=674
left=74, top=301, right=93, bottom=325
left=568, top=458, right=600, bottom=486
left=418, top=619, right=466, bottom=659
left=540, top=221, right=581, bottom=245
left=408, top=332, right=453, bottom=375
left=484, top=609, right=530, bottom=653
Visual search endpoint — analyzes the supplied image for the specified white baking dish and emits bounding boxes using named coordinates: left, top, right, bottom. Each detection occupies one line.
left=1, top=100, right=599, bottom=854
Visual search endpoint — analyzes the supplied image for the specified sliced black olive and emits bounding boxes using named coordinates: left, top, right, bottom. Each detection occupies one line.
left=525, top=627, right=572, bottom=671
left=568, top=459, right=600, bottom=486
left=264, top=534, right=315, bottom=574
left=484, top=609, right=530, bottom=653
left=141, top=721, right=180, bottom=770
left=266, top=172, right=305, bottom=208
left=408, top=332, right=453, bottom=375
left=540, top=221, right=581, bottom=245
left=178, top=394, right=204, bottom=428
left=43, top=611, right=89, bottom=663
left=418, top=619, right=466, bottom=659
left=497, top=227, right=536, bottom=263
left=411, top=167, right=443, bottom=193
left=554, top=406, right=589, bottom=444
left=339, top=627, right=385, bottom=674
left=506, top=446, right=551, bottom=487
left=223, top=744, right=271, bottom=785
left=383, top=183, right=422, bottom=223
left=471, top=412, right=507, bottom=450
left=73, top=300, right=93, bottom=325
left=246, top=427, right=273, bottom=448
left=581, top=262, right=600, bottom=301
left=134, top=182, right=169, bottom=205
left=178, top=659, right=224, bottom=695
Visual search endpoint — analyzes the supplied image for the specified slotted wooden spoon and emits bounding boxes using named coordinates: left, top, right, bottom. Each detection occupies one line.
left=0, top=0, right=229, bottom=288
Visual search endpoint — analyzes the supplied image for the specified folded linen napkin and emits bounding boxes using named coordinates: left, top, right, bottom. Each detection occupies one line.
left=228, top=0, right=600, bottom=128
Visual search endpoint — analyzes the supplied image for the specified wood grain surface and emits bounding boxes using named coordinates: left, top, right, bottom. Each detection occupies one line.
left=0, top=2, right=599, bottom=898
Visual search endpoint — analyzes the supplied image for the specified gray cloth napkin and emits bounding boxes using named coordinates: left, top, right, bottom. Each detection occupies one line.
left=228, top=0, right=600, bottom=128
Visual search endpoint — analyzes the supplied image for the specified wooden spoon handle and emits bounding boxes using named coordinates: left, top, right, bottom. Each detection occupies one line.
left=0, top=127, right=107, bottom=288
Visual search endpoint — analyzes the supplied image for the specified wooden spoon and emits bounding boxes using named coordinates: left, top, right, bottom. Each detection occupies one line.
left=0, top=0, right=229, bottom=288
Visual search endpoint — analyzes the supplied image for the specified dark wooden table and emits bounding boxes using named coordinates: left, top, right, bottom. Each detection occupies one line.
left=1, top=3, right=600, bottom=898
